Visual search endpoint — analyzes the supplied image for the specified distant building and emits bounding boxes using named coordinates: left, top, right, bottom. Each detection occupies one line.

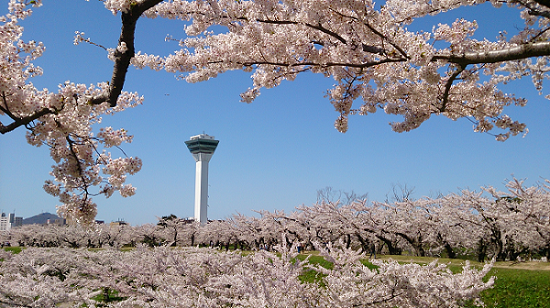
left=45, top=218, right=66, bottom=226
left=0, top=212, right=23, bottom=231
left=109, top=220, right=128, bottom=228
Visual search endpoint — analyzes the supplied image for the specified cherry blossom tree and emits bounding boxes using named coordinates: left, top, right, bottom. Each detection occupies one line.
left=0, top=0, right=143, bottom=224
left=133, top=223, right=163, bottom=246
left=451, top=179, right=550, bottom=261
left=417, top=197, right=478, bottom=259
left=156, top=214, right=184, bottom=246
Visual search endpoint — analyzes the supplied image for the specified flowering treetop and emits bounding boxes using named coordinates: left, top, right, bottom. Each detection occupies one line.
left=136, top=0, right=550, bottom=140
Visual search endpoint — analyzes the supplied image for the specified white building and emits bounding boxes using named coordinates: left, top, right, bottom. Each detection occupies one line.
left=184, top=134, right=219, bottom=224
left=0, top=212, right=23, bottom=231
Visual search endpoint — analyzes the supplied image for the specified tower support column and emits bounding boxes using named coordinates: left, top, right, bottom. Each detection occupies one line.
left=193, top=153, right=212, bottom=224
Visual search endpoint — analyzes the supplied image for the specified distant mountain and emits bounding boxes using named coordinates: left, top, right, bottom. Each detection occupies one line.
left=22, top=212, right=61, bottom=225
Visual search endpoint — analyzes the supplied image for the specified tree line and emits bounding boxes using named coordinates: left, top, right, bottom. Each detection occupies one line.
left=3, top=179, right=548, bottom=262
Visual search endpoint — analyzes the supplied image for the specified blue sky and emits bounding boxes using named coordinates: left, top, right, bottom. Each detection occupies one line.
left=0, top=1, right=548, bottom=225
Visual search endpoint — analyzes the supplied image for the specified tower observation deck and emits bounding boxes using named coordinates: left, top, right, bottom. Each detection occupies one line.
left=185, top=134, right=219, bottom=154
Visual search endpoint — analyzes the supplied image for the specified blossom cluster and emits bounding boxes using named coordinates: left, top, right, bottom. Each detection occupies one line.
left=0, top=243, right=493, bottom=307
left=103, top=0, right=135, bottom=14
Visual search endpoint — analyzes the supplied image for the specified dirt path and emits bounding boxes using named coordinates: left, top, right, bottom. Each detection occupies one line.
left=491, top=261, right=550, bottom=271
left=375, top=255, right=550, bottom=271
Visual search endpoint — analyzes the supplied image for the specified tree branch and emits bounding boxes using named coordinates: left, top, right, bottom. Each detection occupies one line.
left=363, top=22, right=409, bottom=59
left=233, top=57, right=406, bottom=69
left=3, top=1, right=165, bottom=134
left=439, top=65, right=465, bottom=112
left=0, top=107, right=53, bottom=134
left=328, top=8, right=410, bottom=59
left=65, top=134, right=89, bottom=193
left=432, top=41, right=550, bottom=65
left=89, top=0, right=164, bottom=107
left=247, top=18, right=348, bottom=45
left=533, top=0, right=550, bottom=10
left=0, top=91, right=54, bottom=134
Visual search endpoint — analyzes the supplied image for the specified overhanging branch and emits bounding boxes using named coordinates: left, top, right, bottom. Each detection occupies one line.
left=232, top=57, right=406, bottom=69
left=533, top=0, right=550, bottom=10
left=0, top=91, right=55, bottom=134
left=3, top=1, right=165, bottom=133
left=0, top=107, right=52, bottom=134
left=89, top=0, right=164, bottom=107
left=432, top=41, right=550, bottom=65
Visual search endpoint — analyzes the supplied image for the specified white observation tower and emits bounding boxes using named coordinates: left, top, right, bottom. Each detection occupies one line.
left=185, top=134, right=219, bottom=224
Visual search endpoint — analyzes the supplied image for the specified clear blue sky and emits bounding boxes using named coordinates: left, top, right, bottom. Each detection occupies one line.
left=0, top=1, right=548, bottom=225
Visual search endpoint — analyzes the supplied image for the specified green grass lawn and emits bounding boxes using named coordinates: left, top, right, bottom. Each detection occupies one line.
left=2, top=246, right=22, bottom=254
left=298, top=253, right=550, bottom=308
left=477, top=267, right=550, bottom=308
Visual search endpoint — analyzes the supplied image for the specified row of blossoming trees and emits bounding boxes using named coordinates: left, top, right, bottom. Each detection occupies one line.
left=2, top=180, right=548, bottom=307
left=3, top=179, right=548, bottom=262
